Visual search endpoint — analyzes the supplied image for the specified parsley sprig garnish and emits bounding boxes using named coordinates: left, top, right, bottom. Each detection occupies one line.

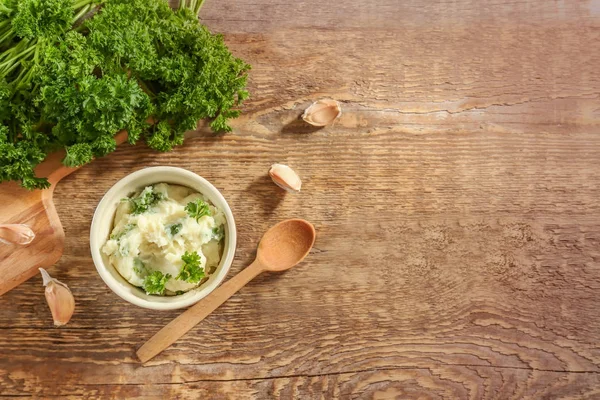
left=185, top=199, right=211, bottom=221
left=176, top=251, right=205, bottom=283
left=130, top=186, right=163, bottom=214
left=167, top=222, right=182, bottom=237
left=142, top=271, right=171, bottom=295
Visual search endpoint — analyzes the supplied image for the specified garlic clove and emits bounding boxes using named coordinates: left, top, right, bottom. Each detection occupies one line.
left=0, top=224, right=35, bottom=245
left=302, top=99, right=342, bottom=126
left=269, top=164, right=302, bottom=193
left=39, top=268, right=75, bottom=327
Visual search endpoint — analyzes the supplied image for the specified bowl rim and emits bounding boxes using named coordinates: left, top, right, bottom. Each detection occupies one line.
left=90, top=166, right=236, bottom=310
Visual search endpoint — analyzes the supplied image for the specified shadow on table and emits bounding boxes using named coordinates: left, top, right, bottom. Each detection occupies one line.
left=280, top=116, right=324, bottom=135
left=245, top=174, right=286, bottom=217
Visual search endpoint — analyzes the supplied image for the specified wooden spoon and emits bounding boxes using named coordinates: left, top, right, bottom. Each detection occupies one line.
left=136, top=218, right=316, bottom=363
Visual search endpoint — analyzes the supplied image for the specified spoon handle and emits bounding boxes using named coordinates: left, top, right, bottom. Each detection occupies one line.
left=137, top=261, right=265, bottom=363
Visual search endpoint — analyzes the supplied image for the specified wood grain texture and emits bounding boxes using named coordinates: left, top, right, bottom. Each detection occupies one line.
left=1, top=0, right=600, bottom=398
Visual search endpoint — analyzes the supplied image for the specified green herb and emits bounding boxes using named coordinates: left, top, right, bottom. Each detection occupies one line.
left=212, top=225, right=224, bottom=241
left=175, top=290, right=185, bottom=295
left=133, top=258, right=147, bottom=276
left=118, top=242, right=129, bottom=257
left=10, top=0, right=76, bottom=40
left=167, top=222, right=182, bottom=237
left=110, top=223, right=136, bottom=240
left=142, top=271, right=171, bottom=295
left=0, top=0, right=250, bottom=190
left=0, top=0, right=100, bottom=190
left=176, top=250, right=205, bottom=283
left=130, top=186, right=163, bottom=214
left=185, top=199, right=211, bottom=221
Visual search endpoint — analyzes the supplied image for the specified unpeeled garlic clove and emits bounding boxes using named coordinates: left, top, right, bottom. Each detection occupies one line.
left=39, top=268, right=75, bottom=327
left=302, top=99, right=342, bottom=126
left=0, top=224, right=35, bottom=245
left=269, top=164, right=302, bottom=193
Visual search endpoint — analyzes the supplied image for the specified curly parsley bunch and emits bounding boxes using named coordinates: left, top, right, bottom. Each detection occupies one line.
left=0, top=0, right=249, bottom=189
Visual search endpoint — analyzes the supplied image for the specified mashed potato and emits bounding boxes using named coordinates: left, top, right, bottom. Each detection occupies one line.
left=102, top=183, right=225, bottom=295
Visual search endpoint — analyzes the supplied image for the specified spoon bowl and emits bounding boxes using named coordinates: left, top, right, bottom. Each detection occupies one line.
left=257, top=219, right=316, bottom=272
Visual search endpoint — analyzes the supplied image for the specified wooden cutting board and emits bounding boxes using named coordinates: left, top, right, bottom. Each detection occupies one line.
left=0, top=131, right=127, bottom=296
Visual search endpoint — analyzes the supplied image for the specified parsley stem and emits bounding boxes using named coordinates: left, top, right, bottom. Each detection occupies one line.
left=15, top=57, right=36, bottom=89
left=73, top=4, right=92, bottom=23
left=196, top=0, right=206, bottom=14
left=0, top=25, right=10, bottom=38
left=72, top=0, right=93, bottom=10
left=136, top=78, right=156, bottom=98
left=0, top=43, right=36, bottom=70
left=0, top=28, right=14, bottom=45
left=188, top=0, right=198, bottom=14
left=0, top=57, right=20, bottom=74
left=33, top=39, right=40, bottom=61
left=13, top=65, right=28, bottom=88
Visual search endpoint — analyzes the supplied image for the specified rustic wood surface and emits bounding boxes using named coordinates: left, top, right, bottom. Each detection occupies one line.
left=1, top=0, right=600, bottom=398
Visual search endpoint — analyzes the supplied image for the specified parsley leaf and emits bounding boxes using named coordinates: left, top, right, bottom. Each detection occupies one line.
left=133, top=258, right=148, bottom=276
left=212, top=226, right=224, bottom=241
left=142, top=271, right=171, bottom=295
left=11, top=0, right=73, bottom=40
left=130, top=186, right=163, bottom=214
left=176, top=251, right=205, bottom=283
left=110, top=223, right=136, bottom=240
left=63, top=143, right=94, bottom=167
left=167, top=222, right=182, bottom=237
left=185, top=199, right=211, bottom=221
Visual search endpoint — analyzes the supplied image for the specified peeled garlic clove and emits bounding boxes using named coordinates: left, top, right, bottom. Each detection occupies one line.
left=39, top=268, right=75, bottom=327
left=0, top=224, right=35, bottom=245
left=269, top=164, right=302, bottom=193
left=302, top=99, right=342, bottom=126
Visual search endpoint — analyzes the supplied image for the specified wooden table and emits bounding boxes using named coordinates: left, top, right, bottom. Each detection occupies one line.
left=2, top=0, right=600, bottom=398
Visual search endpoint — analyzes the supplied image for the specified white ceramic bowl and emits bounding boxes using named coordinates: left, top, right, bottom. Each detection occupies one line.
left=90, top=166, right=236, bottom=310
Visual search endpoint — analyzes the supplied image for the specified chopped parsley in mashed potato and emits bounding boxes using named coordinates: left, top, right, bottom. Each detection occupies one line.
left=102, top=183, right=225, bottom=295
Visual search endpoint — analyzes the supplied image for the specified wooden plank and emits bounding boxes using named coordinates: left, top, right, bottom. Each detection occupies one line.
left=1, top=0, right=599, bottom=397
left=199, top=0, right=600, bottom=31
left=1, top=366, right=599, bottom=399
